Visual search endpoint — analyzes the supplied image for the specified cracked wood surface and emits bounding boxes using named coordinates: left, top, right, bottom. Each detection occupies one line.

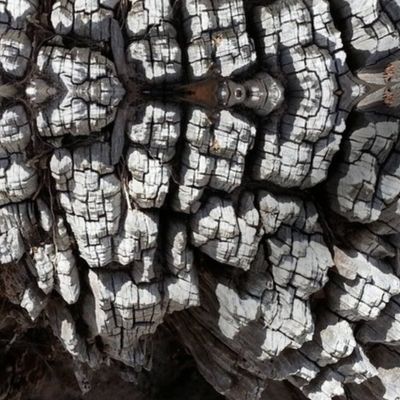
left=0, top=0, right=400, bottom=400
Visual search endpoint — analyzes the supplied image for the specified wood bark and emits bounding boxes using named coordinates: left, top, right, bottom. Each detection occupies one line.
left=0, top=0, right=400, bottom=399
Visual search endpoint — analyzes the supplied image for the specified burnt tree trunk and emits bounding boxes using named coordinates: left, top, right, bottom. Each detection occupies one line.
left=0, top=0, right=400, bottom=399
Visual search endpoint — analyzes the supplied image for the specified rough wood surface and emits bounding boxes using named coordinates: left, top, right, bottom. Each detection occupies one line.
left=0, top=1, right=400, bottom=400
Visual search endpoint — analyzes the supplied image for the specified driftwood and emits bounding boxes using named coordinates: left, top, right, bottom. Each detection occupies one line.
left=0, top=0, right=400, bottom=399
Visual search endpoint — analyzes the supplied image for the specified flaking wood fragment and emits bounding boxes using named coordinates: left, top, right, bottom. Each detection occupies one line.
left=46, top=299, right=92, bottom=364
left=190, top=192, right=263, bottom=270
left=126, top=0, right=182, bottom=83
left=357, top=295, right=400, bottom=345
left=300, top=310, right=356, bottom=368
left=0, top=105, right=37, bottom=206
left=27, top=217, right=81, bottom=305
left=327, top=246, right=400, bottom=321
left=182, top=0, right=256, bottom=80
left=0, top=0, right=37, bottom=78
left=330, top=0, right=400, bottom=69
left=252, top=0, right=357, bottom=189
left=258, top=191, right=334, bottom=300
left=0, top=202, right=37, bottom=264
left=126, top=102, right=181, bottom=208
left=327, top=112, right=400, bottom=228
left=172, top=107, right=256, bottom=214
left=51, top=0, right=121, bottom=41
left=297, top=345, right=378, bottom=400
left=50, top=142, right=122, bottom=268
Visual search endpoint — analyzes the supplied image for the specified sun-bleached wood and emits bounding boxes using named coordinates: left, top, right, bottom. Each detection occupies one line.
left=0, top=1, right=400, bottom=399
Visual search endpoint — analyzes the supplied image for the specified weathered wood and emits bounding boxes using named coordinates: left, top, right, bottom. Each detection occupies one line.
left=51, top=0, right=120, bottom=41
left=0, top=1, right=400, bottom=399
left=126, top=102, right=181, bottom=208
left=126, top=0, right=182, bottom=84
left=182, top=0, right=256, bottom=80
left=172, top=108, right=256, bottom=213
